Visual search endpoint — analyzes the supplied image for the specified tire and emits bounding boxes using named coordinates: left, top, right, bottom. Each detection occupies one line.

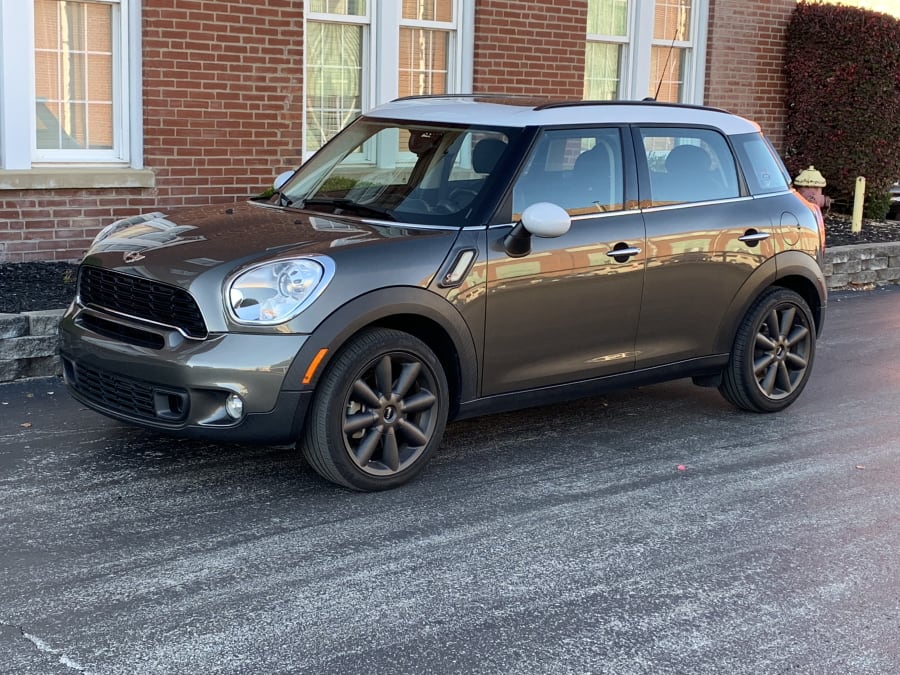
left=301, top=328, right=449, bottom=491
left=719, top=287, right=816, bottom=413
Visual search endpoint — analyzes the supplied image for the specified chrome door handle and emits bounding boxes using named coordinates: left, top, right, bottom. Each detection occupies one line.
left=738, top=231, right=770, bottom=244
left=606, top=247, right=642, bottom=259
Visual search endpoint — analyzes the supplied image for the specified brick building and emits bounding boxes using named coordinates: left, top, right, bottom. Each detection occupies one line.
left=1, top=0, right=799, bottom=263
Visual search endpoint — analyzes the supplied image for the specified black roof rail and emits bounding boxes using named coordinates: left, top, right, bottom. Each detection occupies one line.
left=388, top=94, right=731, bottom=115
left=391, top=93, right=548, bottom=103
left=534, top=99, right=730, bottom=114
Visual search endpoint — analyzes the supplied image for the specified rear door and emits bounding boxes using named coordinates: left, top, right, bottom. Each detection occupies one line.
left=633, top=126, right=777, bottom=368
left=481, top=126, right=646, bottom=395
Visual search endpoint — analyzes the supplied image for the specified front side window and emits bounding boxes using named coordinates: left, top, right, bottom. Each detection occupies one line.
left=304, top=0, right=470, bottom=157
left=283, top=119, right=518, bottom=227
left=640, top=127, right=739, bottom=205
left=513, top=127, right=626, bottom=218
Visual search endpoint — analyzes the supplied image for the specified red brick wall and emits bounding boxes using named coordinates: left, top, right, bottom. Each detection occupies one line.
left=4, top=0, right=798, bottom=263
left=1, top=0, right=304, bottom=263
left=473, top=0, right=587, bottom=98
left=704, top=0, right=796, bottom=151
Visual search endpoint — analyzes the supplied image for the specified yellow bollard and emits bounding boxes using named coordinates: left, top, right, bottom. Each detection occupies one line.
left=851, top=176, right=865, bottom=233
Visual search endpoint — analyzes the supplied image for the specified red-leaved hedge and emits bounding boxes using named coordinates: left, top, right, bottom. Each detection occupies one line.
left=783, top=2, right=900, bottom=218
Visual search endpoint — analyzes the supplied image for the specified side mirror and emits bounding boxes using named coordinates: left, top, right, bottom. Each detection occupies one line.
left=504, top=202, right=571, bottom=258
left=274, top=170, right=295, bottom=191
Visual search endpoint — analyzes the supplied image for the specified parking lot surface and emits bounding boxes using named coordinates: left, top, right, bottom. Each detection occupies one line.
left=2, top=288, right=899, bottom=674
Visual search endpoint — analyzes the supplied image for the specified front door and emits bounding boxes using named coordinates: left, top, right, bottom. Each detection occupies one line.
left=482, top=127, right=646, bottom=395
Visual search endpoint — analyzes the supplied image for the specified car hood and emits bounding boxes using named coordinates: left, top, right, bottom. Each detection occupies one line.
left=81, top=200, right=459, bottom=290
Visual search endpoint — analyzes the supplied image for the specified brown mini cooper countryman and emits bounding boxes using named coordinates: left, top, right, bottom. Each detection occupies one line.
left=60, top=96, right=827, bottom=491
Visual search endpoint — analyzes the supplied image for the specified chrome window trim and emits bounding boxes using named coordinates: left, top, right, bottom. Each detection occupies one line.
left=642, top=195, right=754, bottom=213
left=485, top=207, right=642, bottom=230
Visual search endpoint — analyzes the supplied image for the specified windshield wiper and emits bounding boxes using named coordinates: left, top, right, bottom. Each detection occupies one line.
left=299, top=197, right=395, bottom=221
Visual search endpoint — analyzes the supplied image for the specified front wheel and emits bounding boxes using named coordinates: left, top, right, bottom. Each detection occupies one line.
left=719, top=287, right=817, bottom=413
left=301, top=328, right=449, bottom=491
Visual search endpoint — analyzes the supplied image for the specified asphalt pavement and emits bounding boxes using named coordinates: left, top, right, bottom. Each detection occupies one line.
left=1, top=287, right=899, bottom=674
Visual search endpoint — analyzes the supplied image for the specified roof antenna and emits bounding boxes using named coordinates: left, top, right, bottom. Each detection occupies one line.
left=653, top=21, right=681, bottom=101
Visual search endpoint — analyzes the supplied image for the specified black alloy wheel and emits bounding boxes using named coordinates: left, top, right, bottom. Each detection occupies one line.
left=719, top=287, right=816, bottom=413
left=302, top=328, right=448, bottom=491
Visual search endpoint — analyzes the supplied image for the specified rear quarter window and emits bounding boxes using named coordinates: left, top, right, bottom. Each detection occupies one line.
left=638, top=127, right=740, bottom=206
left=732, top=133, right=791, bottom=195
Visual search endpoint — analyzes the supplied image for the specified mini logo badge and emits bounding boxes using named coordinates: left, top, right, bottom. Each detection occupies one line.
left=123, top=251, right=146, bottom=263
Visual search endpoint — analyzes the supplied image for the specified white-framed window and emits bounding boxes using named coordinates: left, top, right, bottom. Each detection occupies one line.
left=303, top=0, right=474, bottom=157
left=0, top=0, right=142, bottom=172
left=585, top=0, right=709, bottom=104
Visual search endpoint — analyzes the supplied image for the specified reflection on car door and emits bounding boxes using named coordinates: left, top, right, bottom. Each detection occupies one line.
left=481, top=127, right=646, bottom=395
left=634, top=127, right=777, bottom=367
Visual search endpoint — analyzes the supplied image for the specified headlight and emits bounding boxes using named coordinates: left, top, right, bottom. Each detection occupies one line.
left=226, top=257, right=334, bottom=325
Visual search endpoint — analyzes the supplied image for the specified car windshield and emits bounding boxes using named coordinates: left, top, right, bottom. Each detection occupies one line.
left=279, top=118, right=521, bottom=227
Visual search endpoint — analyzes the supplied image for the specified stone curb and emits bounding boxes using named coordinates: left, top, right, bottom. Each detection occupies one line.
left=2, top=244, right=899, bottom=383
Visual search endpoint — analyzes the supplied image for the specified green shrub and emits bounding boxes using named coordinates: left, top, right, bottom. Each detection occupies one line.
left=783, top=2, right=900, bottom=216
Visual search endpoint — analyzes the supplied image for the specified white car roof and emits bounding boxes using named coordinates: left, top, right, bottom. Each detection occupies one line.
left=366, top=95, right=761, bottom=136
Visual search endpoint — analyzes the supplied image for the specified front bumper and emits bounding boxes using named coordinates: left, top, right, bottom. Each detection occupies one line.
left=59, top=305, right=312, bottom=444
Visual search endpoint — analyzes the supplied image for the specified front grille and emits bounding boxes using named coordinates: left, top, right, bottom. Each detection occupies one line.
left=79, top=313, right=166, bottom=350
left=64, top=359, right=188, bottom=423
left=79, top=266, right=208, bottom=338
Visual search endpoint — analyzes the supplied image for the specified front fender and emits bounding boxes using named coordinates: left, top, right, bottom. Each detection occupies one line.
left=282, top=286, right=479, bottom=403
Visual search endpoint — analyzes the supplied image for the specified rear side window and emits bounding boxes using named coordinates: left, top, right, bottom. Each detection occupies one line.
left=512, top=127, right=625, bottom=218
left=732, top=133, right=791, bottom=195
left=639, top=127, right=740, bottom=206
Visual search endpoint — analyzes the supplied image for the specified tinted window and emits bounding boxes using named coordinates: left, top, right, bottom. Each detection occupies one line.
left=512, top=127, right=625, bottom=218
left=732, top=133, right=791, bottom=195
left=640, top=127, right=740, bottom=206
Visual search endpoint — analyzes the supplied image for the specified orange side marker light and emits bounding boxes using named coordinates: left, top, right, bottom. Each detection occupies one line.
left=302, top=348, right=329, bottom=385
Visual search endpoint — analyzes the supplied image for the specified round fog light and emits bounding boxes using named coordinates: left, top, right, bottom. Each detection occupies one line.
left=225, top=393, right=245, bottom=420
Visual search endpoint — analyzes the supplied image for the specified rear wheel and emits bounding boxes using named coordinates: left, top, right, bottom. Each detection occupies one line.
left=301, top=328, right=448, bottom=491
left=719, top=287, right=816, bottom=412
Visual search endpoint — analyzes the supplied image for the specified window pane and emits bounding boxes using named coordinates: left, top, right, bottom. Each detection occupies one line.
left=587, top=0, right=628, bottom=37
left=513, top=128, right=625, bottom=217
left=653, top=0, right=691, bottom=41
left=309, top=0, right=366, bottom=15
left=584, top=42, right=621, bottom=100
left=399, top=28, right=449, bottom=97
left=402, top=0, right=453, bottom=22
left=640, top=128, right=739, bottom=205
left=306, top=21, right=363, bottom=152
left=34, top=0, right=114, bottom=151
left=733, top=133, right=790, bottom=195
left=649, top=45, right=685, bottom=102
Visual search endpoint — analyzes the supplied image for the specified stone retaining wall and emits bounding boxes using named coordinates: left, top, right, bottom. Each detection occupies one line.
left=823, top=242, right=900, bottom=290
left=1, top=244, right=899, bottom=383
left=0, top=309, right=65, bottom=382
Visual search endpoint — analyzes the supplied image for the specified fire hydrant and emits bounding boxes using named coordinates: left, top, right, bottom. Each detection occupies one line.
left=794, top=165, right=831, bottom=211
